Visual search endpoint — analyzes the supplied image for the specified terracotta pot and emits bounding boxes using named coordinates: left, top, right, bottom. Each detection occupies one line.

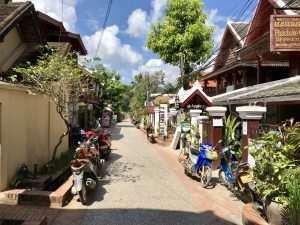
left=265, top=201, right=284, bottom=225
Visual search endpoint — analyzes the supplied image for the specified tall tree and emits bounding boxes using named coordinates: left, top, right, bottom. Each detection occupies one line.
left=13, top=50, right=89, bottom=161
left=130, top=71, right=165, bottom=120
left=146, top=0, right=214, bottom=83
left=89, top=62, right=126, bottom=117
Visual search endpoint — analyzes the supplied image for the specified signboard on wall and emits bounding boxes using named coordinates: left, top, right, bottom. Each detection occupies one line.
left=159, top=104, right=168, bottom=135
left=270, top=15, right=300, bottom=51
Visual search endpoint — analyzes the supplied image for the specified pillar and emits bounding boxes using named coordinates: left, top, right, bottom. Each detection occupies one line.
left=207, top=106, right=227, bottom=169
left=236, top=106, right=266, bottom=163
left=154, top=108, right=160, bottom=135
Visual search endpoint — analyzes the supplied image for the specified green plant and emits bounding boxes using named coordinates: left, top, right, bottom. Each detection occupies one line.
left=282, top=168, right=300, bottom=225
left=223, top=115, right=242, bottom=159
left=250, top=120, right=300, bottom=205
left=190, top=125, right=199, bottom=149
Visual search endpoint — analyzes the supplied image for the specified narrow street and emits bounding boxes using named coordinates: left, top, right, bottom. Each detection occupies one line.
left=51, top=119, right=244, bottom=225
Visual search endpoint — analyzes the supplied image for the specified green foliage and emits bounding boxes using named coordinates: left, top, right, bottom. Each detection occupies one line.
left=129, top=71, right=165, bottom=120
left=190, top=124, right=199, bottom=149
left=282, top=168, right=300, bottom=225
left=223, top=115, right=242, bottom=159
left=146, top=0, right=214, bottom=68
left=89, top=62, right=126, bottom=114
left=250, top=121, right=300, bottom=205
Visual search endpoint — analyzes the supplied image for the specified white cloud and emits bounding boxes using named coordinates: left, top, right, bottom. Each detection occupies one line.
left=126, top=9, right=150, bottom=38
left=125, top=0, right=167, bottom=38
left=82, top=25, right=142, bottom=66
left=150, top=0, right=167, bottom=23
left=205, top=9, right=227, bottom=49
left=133, top=59, right=180, bottom=83
left=86, top=19, right=100, bottom=32
left=206, top=9, right=226, bottom=26
left=13, top=0, right=78, bottom=32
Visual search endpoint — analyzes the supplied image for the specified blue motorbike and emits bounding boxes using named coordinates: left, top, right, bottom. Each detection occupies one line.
left=218, top=145, right=256, bottom=203
left=183, top=142, right=219, bottom=188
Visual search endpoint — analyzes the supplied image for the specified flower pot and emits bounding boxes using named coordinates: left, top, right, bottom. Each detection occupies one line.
left=265, top=201, right=284, bottom=225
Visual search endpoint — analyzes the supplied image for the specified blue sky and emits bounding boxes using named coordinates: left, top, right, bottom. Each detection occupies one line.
left=14, top=0, right=257, bottom=84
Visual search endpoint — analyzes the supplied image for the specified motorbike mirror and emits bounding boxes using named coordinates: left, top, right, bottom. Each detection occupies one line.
left=218, top=140, right=223, bottom=144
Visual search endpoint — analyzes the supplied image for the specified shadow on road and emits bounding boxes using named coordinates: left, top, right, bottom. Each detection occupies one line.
left=58, top=207, right=238, bottom=225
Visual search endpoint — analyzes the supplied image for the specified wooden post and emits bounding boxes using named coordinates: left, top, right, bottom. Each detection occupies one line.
left=207, top=106, right=227, bottom=169
left=289, top=52, right=300, bottom=77
left=236, top=106, right=267, bottom=163
left=257, top=57, right=262, bottom=84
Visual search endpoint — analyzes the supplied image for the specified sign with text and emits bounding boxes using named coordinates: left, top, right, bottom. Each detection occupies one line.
left=270, top=15, right=300, bottom=51
left=159, top=104, right=168, bottom=135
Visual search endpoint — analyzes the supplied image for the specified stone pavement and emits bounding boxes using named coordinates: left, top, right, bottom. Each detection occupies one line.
left=0, top=119, right=244, bottom=225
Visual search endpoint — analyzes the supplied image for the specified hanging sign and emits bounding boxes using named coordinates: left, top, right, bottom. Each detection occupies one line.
left=270, top=15, right=300, bottom=51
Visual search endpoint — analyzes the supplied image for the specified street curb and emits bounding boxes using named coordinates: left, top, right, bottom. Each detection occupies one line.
left=242, top=203, right=268, bottom=225
left=0, top=175, right=73, bottom=207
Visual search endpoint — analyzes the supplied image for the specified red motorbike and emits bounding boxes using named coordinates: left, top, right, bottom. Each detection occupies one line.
left=98, top=129, right=111, bottom=161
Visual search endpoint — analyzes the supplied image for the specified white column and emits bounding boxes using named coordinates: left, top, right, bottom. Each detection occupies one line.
left=190, top=109, right=202, bottom=128
left=154, top=108, right=160, bottom=135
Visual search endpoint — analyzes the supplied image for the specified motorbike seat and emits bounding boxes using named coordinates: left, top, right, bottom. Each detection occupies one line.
left=190, top=148, right=200, bottom=156
left=235, top=162, right=250, bottom=172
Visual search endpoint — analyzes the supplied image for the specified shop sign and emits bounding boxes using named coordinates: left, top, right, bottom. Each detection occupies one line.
left=270, top=15, right=300, bottom=51
left=186, top=104, right=206, bottom=110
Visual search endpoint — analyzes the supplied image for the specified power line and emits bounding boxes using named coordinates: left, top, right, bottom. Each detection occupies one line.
left=95, top=0, right=114, bottom=57
left=198, top=0, right=257, bottom=71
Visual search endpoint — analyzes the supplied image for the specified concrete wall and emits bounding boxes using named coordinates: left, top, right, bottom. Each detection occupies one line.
left=0, top=28, right=26, bottom=73
left=0, top=82, right=68, bottom=191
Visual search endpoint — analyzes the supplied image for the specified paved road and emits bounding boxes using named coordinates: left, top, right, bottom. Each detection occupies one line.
left=51, top=119, right=244, bottom=225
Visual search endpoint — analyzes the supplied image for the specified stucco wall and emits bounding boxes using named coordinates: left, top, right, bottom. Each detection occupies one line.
left=0, top=83, right=68, bottom=191
left=0, top=28, right=26, bottom=73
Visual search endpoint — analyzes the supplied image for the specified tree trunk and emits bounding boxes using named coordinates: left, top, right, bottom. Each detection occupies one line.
left=51, top=114, right=70, bottom=162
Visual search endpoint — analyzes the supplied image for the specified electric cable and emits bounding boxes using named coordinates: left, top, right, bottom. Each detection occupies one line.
left=95, top=0, right=114, bottom=57
left=197, top=0, right=295, bottom=72
left=196, top=0, right=294, bottom=72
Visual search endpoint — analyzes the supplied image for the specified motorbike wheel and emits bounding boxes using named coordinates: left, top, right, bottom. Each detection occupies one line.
left=78, top=181, right=87, bottom=205
left=200, top=165, right=212, bottom=188
left=218, top=170, right=229, bottom=187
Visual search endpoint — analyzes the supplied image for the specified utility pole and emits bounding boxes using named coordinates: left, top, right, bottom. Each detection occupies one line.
left=180, top=53, right=185, bottom=89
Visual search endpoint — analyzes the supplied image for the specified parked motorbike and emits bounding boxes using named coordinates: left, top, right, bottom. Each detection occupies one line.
left=183, top=141, right=219, bottom=188
left=98, top=129, right=111, bottom=161
left=218, top=145, right=256, bottom=203
left=71, top=146, right=104, bottom=205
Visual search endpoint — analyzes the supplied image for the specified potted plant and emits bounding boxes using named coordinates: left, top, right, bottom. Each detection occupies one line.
left=250, top=119, right=300, bottom=225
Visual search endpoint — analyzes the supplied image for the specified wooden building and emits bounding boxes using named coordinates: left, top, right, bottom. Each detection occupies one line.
left=203, top=0, right=300, bottom=125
